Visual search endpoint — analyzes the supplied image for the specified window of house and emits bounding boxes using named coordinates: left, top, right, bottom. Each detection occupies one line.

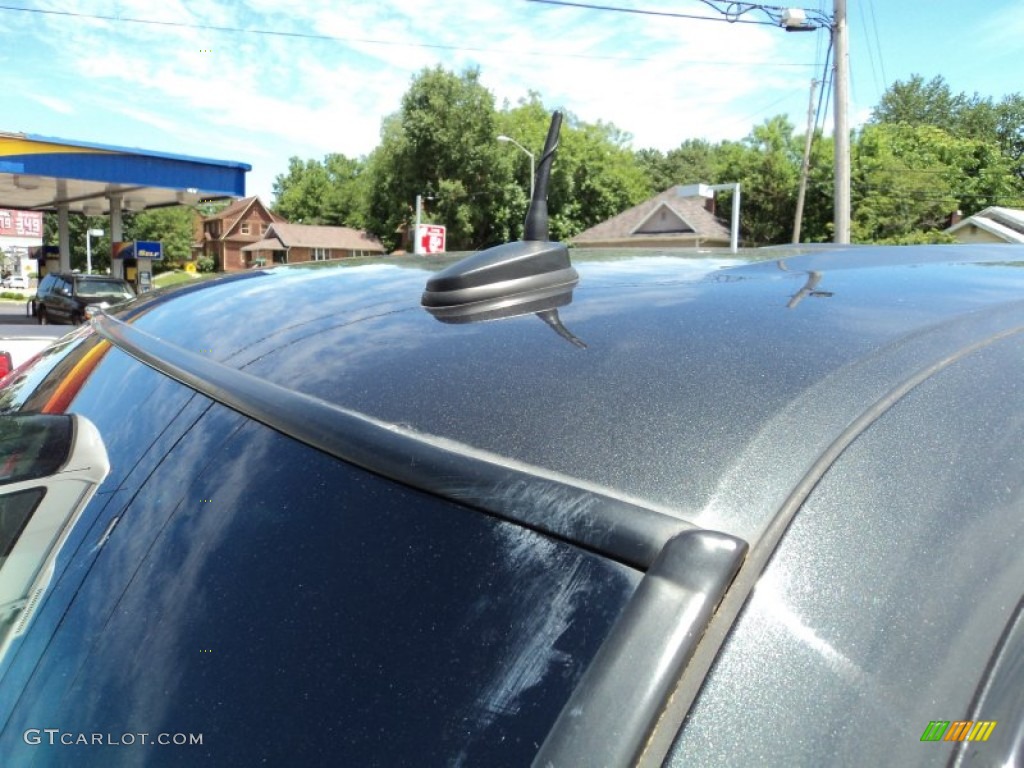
left=312, top=248, right=330, bottom=261
left=240, top=223, right=250, bottom=235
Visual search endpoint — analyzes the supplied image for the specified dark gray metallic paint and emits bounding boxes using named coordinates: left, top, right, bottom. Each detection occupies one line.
left=3, top=243, right=1021, bottom=764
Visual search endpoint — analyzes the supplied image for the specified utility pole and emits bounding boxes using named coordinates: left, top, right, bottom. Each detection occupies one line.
left=793, top=79, right=818, bottom=243
left=833, top=0, right=851, bottom=243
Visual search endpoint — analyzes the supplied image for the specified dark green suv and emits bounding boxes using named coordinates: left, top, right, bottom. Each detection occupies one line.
left=33, top=273, right=135, bottom=325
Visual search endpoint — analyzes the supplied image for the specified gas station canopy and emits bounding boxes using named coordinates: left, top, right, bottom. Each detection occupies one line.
left=0, top=131, right=250, bottom=214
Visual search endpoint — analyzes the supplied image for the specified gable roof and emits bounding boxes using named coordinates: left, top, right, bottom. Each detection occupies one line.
left=261, top=222, right=386, bottom=252
left=946, top=206, right=1024, bottom=243
left=204, top=196, right=285, bottom=238
left=630, top=201, right=698, bottom=235
left=572, top=186, right=731, bottom=246
left=206, top=196, right=257, bottom=221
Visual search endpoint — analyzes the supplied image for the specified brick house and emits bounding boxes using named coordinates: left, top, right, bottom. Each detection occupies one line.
left=240, top=222, right=386, bottom=267
left=195, top=196, right=286, bottom=271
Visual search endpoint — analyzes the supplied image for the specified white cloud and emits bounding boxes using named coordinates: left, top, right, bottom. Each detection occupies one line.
left=9, top=0, right=828, bottom=200
left=28, top=94, right=75, bottom=115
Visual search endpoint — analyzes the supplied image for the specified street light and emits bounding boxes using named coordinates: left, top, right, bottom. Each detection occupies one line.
left=497, top=135, right=535, bottom=200
left=86, top=228, right=104, bottom=275
left=689, top=2, right=849, bottom=244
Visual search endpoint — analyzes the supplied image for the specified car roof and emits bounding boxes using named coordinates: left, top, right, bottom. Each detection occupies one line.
left=109, top=243, right=1024, bottom=545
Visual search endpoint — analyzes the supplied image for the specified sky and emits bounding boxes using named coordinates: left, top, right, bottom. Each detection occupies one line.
left=2, top=0, right=1023, bottom=204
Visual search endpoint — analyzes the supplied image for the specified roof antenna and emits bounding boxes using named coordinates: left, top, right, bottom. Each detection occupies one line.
left=524, top=110, right=562, bottom=242
left=421, top=110, right=579, bottom=315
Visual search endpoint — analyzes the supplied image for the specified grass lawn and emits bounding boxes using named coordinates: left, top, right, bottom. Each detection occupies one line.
left=154, top=270, right=218, bottom=290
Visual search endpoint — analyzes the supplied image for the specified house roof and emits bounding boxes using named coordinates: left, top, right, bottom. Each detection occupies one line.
left=206, top=196, right=257, bottom=221
left=571, top=186, right=732, bottom=246
left=241, top=237, right=284, bottom=252
left=946, top=206, right=1024, bottom=243
left=204, top=196, right=285, bottom=239
left=243, top=223, right=386, bottom=252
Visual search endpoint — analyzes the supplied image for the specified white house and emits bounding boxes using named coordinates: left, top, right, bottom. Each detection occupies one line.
left=945, top=206, right=1024, bottom=244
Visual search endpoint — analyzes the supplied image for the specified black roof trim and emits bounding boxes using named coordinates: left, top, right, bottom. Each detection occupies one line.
left=94, top=312, right=754, bottom=764
left=534, top=528, right=747, bottom=767
left=93, top=313, right=690, bottom=570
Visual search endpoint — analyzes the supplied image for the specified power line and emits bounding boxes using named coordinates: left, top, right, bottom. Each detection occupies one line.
left=0, top=3, right=651, bottom=64
left=525, top=0, right=832, bottom=29
left=525, top=0, right=774, bottom=25
left=813, top=34, right=834, bottom=135
left=866, top=0, right=888, bottom=89
left=0, top=2, right=818, bottom=67
left=856, top=0, right=880, bottom=97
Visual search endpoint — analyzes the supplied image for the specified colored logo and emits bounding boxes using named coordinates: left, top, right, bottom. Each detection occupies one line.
left=921, top=720, right=996, bottom=742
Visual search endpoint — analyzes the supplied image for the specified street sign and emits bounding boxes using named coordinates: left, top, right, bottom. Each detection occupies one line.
left=415, top=225, right=446, bottom=255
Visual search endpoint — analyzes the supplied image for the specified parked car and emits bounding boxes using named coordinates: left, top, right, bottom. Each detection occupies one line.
left=1, top=275, right=29, bottom=290
left=33, top=273, right=135, bottom=325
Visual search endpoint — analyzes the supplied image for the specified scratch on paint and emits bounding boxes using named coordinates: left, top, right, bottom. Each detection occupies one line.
left=449, top=524, right=594, bottom=767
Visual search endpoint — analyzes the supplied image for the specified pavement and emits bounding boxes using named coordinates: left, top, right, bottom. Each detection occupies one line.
left=0, top=297, right=47, bottom=328
left=0, top=299, right=68, bottom=369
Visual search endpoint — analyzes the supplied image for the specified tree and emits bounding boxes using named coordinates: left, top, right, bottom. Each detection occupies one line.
left=124, top=206, right=196, bottom=266
left=796, top=132, right=836, bottom=243
left=43, top=213, right=111, bottom=273
left=548, top=116, right=652, bottom=241
left=635, top=139, right=717, bottom=192
left=852, top=121, right=1023, bottom=240
left=852, top=123, right=960, bottom=240
left=713, top=116, right=802, bottom=246
left=272, top=157, right=332, bottom=224
left=994, top=94, right=1024, bottom=182
left=872, top=75, right=1024, bottom=187
left=366, top=66, right=510, bottom=251
left=272, top=154, right=369, bottom=226
left=871, top=75, right=966, bottom=129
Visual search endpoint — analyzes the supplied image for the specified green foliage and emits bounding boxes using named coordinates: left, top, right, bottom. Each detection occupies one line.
left=42, top=207, right=196, bottom=273
left=871, top=74, right=1024, bottom=197
left=365, top=66, right=507, bottom=251
left=872, top=229, right=957, bottom=245
left=636, top=139, right=717, bottom=192
left=124, top=206, right=195, bottom=263
left=196, top=256, right=215, bottom=273
left=852, top=122, right=1023, bottom=241
left=265, top=67, right=1022, bottom=251
left=548, top=117, right=652, bottom=241
left=708, top=117, right=803, bottom=246
left=357, top=69, right=652, bottom=251
left=871, top=75, right=968, bottom=129
left=272, top=154, right=369, bottom=227
left=42, top=213, right=113, bottom=272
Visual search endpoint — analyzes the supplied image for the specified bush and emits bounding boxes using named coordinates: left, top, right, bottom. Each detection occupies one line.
left=152, top=261, right=182, bottom=275
left=196, top=257, right=216, bottom=273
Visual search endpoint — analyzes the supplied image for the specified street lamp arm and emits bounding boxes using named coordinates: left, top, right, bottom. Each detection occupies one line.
left=497, top=135, right=536, bottom=202
left=497, top=135, right=532, bottom=157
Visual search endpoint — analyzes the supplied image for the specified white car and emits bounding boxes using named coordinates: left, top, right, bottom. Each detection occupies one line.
left=2, top=275, right=29, bottom=290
